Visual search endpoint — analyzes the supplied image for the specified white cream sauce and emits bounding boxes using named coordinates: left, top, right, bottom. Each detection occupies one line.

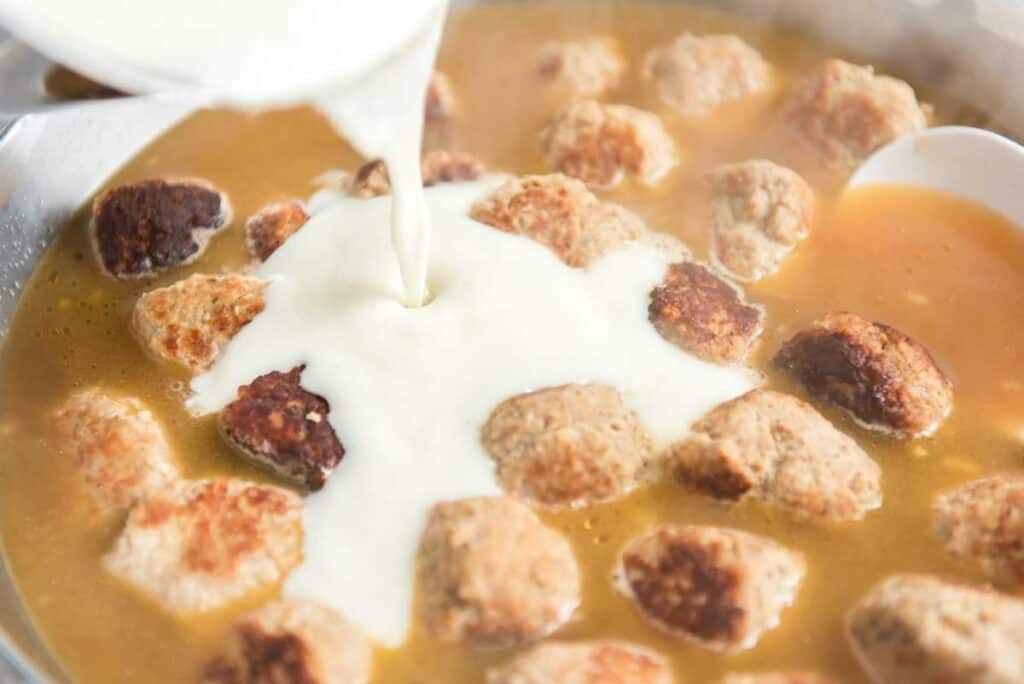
left=190, top=181, right=755, bottom=645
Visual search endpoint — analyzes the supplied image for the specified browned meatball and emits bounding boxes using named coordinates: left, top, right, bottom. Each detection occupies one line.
left=103, top=478, right=302, bottom=614
left=723, top=674, right=840, bottom=684
left=219, top=366, right=345, bottom=492
left=773, top=312, right=953, bottom=438
left=348, top=150, right=485, bottom=199
left=486, top=641, right=674, bottom=684
left=846, top=574, right=1024, bottom=684
left=245, top=200, right=309, bottom=262
left=535, top=38, right=625, bottom=98
left=706, top=160, right=814, bottom=282
left=53, top=388, right=179, bottom=515
left=642, top=34, right=771, bottom=117
left=90, top=178, right=232, bottom=279
left=133, top=273, right=268, bottom=373
left=201, top=600, right=372, bottom=684
left=784, top=59, right=928, bottom=174
left=671, top=389, right=881, bottom=522
left=469, top=174, right=649, bottom=267
left=481, top=383, right=654, bottom=508
left=933, top=474, right=1024, bottom=588
left=648, top=261, right=763, bottom=364
left=416, top=496, right=580, bottom=647
left=615, top=525, right=804, bottom=653
left=540, top=100, right=677, bottom=188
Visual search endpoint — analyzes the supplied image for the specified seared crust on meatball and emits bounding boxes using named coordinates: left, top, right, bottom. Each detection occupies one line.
left=671, top=389, right=881, bottom=522
left=649, top=261, right=763, bottom=364
left=104, top=478, right=302, bottom=614
left=90, top=178, right=232, bottom=279
left=784, top=59, right=928, bottom=174
left=707, top=160, right=814, bottom=282
left=540, top=100, right=677, bottom=188
left=245, top=200, right=308, bottom=262
left=219, top=366, right=345, bottom=492
left=53, top=389, right=179, bottom=515
left=615, top=525, right=804, bottom=653
left=133, top=273, right=267, bottom=373
left=535, top=38, right=625, bottom=98
left=846, top=574, right=1024, bottom=684
left=933, top=474, right=1024, bottom=588
left=723, top=673, right=839, bottom=684
left=486, top=641, right=673, bottom=684
left=417, top=496, right=580, bottom=647
left=773, top=312, right=953, bottom=438
left=481, top=383, right=654, bottom=508
left=642, top=34, right=771, bottom=117
left=426, top=71, right=456, bottom=121
left=348, top=150, right=485, bottom=199
left=201, top=600, right=372, bottom=684
left=469, top=174, right=648, bottom=267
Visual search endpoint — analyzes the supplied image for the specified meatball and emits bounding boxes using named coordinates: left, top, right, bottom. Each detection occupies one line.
left=486, top=641, right=674, bottom=684
left=201, top=600, right=372, bottom=684
left=53, top=389, right=179, bottom=515
left=469, top=174, right=649, bottom=267
left=847, top=574, right=1024, bottom=684
left=540, top=100, right=677, bottom=188
left=133, top=273, right=268, bottom=373
left=90, top=178, right=232, bottom=279
left=671, top=389, right=881, bottom=522
left=773, top=312, right=953, bottom=438
left=426, top=71, right=455, bottom=122
left=706, top=160, right=814, bottom=282
left=481, top=383, right=654, bottom=508
left=535, top=38, right=625, bottom=98
left=648, top=261, right=764, bottom=365
left=103, top=478, right=302, bottom=614
left=933, top=474, right=1024, bottom=588
left=722, top=674, right=839, bottom=684
left=416, top=496, right=580, bottom=647
left=219, top=366, right=345, bottom=492
left=245, top=200, right=308, bottom=262
left=784, top=59, right=928, bottom=174
left=348, top=150, right=485, bottom=199
left=615, top=525, right=804, bottom=653
left=642, top=34, right=771, bottom=117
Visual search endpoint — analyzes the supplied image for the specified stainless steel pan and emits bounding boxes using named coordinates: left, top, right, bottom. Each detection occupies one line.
left=1, top=1, right=1023, bottom=680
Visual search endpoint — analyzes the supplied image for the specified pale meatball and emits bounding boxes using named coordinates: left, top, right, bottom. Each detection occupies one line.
left=784, top=59, right=928, bottom=174
left=615, top=525, right=804, bottom=653
left=487, top=641, right=674, bottom=684
left=540, top=100, right=677, bottom=188
left=535, top=38, right=625, bottom=98
left=104, top=478, right=302, bottom=614
left=53, top=389, right=179, bottom=515
left=201, top=600, right=372, bottom=684
left=671, top=389, right=881, bottom=522
left=416, top=496, right=580, bottom=647
left=426, top=71, right=456, bottom=121
left=481, top=383, right=655, bottom=508
left=933, top=474, right=1024, bottom=588
left=469, top=174, right=649, bottom=267
left=648, top=261, right=764, bottom=365
left=707, top=160, right=814, bottom=282
left=245, top=200, right=308, bottom=262
left=133, top=273, right=267, bottom=373
left=847, top=574, right=1024, bottom=684
left=642, top=34, right=771, bottom=117
left=90, top=178, right=232, bottom=279
left=773, top=312, right=953, bottom=438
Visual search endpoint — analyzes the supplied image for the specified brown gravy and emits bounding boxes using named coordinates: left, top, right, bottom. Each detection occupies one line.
left=1, top=3, right=1023, bottom=682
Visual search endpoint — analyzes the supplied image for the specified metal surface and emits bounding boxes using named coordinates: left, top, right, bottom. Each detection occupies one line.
left=1, top=0, right=1024, bottom=681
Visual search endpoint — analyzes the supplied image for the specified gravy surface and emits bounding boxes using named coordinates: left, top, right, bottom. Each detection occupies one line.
left=1, top=3, right=1023, bottom=683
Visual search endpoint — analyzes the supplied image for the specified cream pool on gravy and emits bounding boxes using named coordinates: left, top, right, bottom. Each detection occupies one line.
left=3, top=2, right=1024, bottom=684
